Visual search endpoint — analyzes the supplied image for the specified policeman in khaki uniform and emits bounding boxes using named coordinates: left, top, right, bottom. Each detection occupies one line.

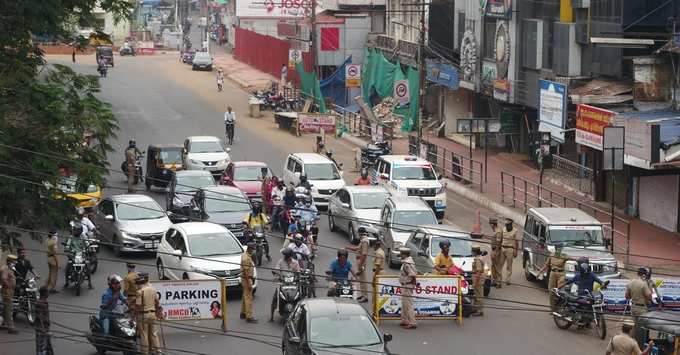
left=240, top=242, right=258, bottom=323
left=488, top=218, right=503, bottom=287
left=135, top=272, right=160, bottom=355
left=45, top=227, right=60, bottom=293
left=398, top=248, right=417, bottom=329
left=0, top=255, right=18, bottom=333
left=345, top=228, right=370, bottom=303
left=471, top=246, right=485, bottom=316
left=372, top=239, right=385, bottom=280
left=499, top=217, right=519, bottom=285
left=625, top=267, right=652, bottom=317
left=538, top=243, right=568, bottom=309
left=123, top=262, right=139, bottom=314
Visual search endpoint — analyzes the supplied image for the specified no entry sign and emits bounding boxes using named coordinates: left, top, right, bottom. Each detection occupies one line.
left=345, top=64, right=361, bottom=87
left=394, top=79, right=410, bottom=106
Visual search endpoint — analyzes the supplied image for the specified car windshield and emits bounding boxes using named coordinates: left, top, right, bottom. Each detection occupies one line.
left=352, top=192, right=387, bottom=209
left=188, top=233, right=242, bottom=257
left=57, top=176, right=98, bottom=194
left=549, top=226, right=604, bottom=246
left=234, top=166, right=267, bottom=181
left=189, top=141, right=223, bottom=153
left=430, top=236, right=473, bottom=257
left=309, top=314, right=381, bottom=348
left=392, top=165, right=437, bottom=180
left=116, top=200, right=166, bottom=220
left=393, top=210, right=437, bottom=229
left=176, top=175, right=215, bottom=192
left=159, top=150, right=182, bottom=165
left=305, top=163, right=340, bottom=180
left=194, top=52, right=210, bottom=60
left=204, top=192, right=251, bottom=213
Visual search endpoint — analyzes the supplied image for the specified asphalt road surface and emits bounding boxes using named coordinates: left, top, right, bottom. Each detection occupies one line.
left=0, top=53, right=613, bottom=355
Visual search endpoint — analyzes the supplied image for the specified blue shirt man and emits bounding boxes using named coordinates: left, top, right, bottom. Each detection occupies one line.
left=329, top=258, right=353, bottom=281
left=564, top=271, right=605, bottom=295
left=100, top=276, right=126, bottom=336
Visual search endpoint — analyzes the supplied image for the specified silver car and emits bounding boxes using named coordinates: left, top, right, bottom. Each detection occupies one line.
left=328, top=186, right=388, bottom=243
left=95, top=194, right=172, bottom=255
left=192, top=51, right=213, bottom=71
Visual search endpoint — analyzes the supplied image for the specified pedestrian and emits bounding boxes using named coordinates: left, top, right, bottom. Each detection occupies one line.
left=488, top=218, right=503, bottom=287
left=398, top=248, right=417, bottom=329
left=280, top=64, right=288, bottom=91
left=135, top=272, right=161, bottom=355
left=123, top=262, right=139, bottom=314
left=605, top=321, right=654, bottom=355
left=72, top=48, right=76, bottom=63
left=471, top=246, right=485, bottom=316
left=1, top=254, right=18, bottom=333
left=499, top=217, right=519, bottom=285
left=240, top=242, right=258, bottom=323
left=537, top=243, right=568, bottom=309
left=345, top=227, right=370, bottom=303
left=45, top=227, right=60, bottom=294
left=372, top=238, right=385, bottom=282
left=35, top=286, right=54, bottom=355
left=224, top=106, right=236, bottom=145
left=626, top=267, right=653, bottom=317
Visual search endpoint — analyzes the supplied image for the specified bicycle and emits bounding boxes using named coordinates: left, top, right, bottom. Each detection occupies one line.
left=225, top=122, right=235, bottom=145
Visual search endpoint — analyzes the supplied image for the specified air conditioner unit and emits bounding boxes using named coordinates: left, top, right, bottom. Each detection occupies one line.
left=572, top=0, right=590, bottom=8
left=522, top=19, right=544, bottom=70
left=553, top=22, right=582, bottom=76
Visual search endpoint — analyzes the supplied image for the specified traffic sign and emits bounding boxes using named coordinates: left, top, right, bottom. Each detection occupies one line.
left=345, top=64, right=361, bottom=87
left=288, top=49, right=302, bottom=69
left=393, top=79, right=410, bottom=106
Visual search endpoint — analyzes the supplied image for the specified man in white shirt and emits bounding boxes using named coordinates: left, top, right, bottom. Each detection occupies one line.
left=224, top=106, right=236, bottom=145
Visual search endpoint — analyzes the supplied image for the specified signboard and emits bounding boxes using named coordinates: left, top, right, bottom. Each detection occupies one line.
left=493, top=79, right=510, bottom=102
left=538, top=79, right=567, bottom=143
left=153, top=279, right=225, bottom=321
left=575, top=104, right=615, bottom=150
left=601, top=279, right=680, bottom=313
left=393, top=79, right=410, bottom=106
left=345, top=64, right=361, bottom=87
left=425, top=59, right=459, bottom=90
left=236, top=0, right=321, bottom=18
left=288, top=49, right=302, bottom=69
left=456, top=118, right=501, bottom=134
left=297, top=113, right=337, bottom=134
left=611, top=116, right=661, bottom=167
left=373, top=275, right=462, bottom=322
left=485, top=0, right=512, bottom=19
left=277, top=21, right=297, bottom=37
left=603, top=126, right=625, bottom=171
left=500, top=111, right=520, bottom=134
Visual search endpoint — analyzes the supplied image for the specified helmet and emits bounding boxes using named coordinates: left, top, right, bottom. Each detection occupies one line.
left=76, top=207, right=85, bottom=216
left=439, top=239, right=451, bottom=249
left=282, top=248, right=294, bottom=259
left=337, top=249, right=348, bottom=258
left=71, top=221, right=83, bottom=237
left=577, top=257, right=590, bottom=274
left=638, top=267, right=651, bottom=279
left=293, top=234, right=304, bottom=243
left=251, top=203, right=262, bottom=214
left=49, top=226, right=59, bottom=235
left=108, top=274, right=123, bottom=285
left=129, top=138, right=136, bottom=147
left=300, top=175, right=307, bottom=182
left=360, top=169, right=368, bottom=178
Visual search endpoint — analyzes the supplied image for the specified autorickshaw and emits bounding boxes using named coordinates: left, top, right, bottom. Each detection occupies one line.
left=636, top=311, right=680, bottom=355
left=145, top=144, right=183, bottom=190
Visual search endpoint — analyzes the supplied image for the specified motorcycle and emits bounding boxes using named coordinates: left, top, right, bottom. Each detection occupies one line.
left=250, top=225, right=269, bottom=266
left=87, top=304, right=137, bottom=355
left=273, top=272, right=302, bottom=323
left=63, top=239, right=95, bottom=296
left=120, top=152, right=145, bottom=184
left=325, top=272, right=354, bottom=299
left=12, top=275, right=38, bottom=325
left=552, top=286, right=608, bottom=339
left=296, top=254, right=315, bottom=299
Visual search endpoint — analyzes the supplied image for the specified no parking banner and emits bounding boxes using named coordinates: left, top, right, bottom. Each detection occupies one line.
left=393, top=79, right=410, bottom=106
left=345, top=64, right=361, bottom=87
left=152, top=279, right=228, bottom=330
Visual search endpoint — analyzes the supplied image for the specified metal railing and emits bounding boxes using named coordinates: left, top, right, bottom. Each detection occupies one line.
left=409, top=136, right=484, bottom=192
left=500, top=171, right=631, bottom=259
left=549, top=154, right=595, bottom=196
left=331, top=104, right=394, bottom=142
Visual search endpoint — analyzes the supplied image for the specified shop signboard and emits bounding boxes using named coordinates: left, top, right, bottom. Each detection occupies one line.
left=575, top=104, right=615, bottom=151
left=152, top=279, right=225, bottom=321
left=485, top=0, right=512, bottom=19
left=288, top=49, right=302, bottom=69
left=236, top=0, right=321, bottom=18
left=425, top=59, right=459, bottom=90
left=493, top=79, right=510, bottom=102
left=611, top=116, right=661, bottom=167
left=373, top=275, right=462, bottom=323
left=538, top=79, right=567, bottom=143
left=297, top=113, right=337, bottom=134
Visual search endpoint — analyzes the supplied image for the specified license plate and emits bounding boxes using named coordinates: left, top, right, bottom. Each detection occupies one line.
left=144, top=242, right=157, bottom=249
left=226, top=278, right=239, bottom=286
left=233, top=232, right=243, bottom=237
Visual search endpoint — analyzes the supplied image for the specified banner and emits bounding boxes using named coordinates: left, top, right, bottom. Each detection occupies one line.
left=600, top=278, right=680, bottom=313
left=538, top=79, right=567, bottom=143
left=575, top=104, right=615, bottom=151
left=236, top=0, right=322, bottom=18
left=373, top=275, right=462, bottom=322
left=393, top=79, right=410, bottom=107
left=153, top=280, right=225, bottom=321
left=297, top=113, right=337, bottom=134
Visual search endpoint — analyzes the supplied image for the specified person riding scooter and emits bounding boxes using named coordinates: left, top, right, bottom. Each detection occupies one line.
left=242, top=203, right=271, bottom=261
left=269, top=248, right=301, bottom=322
left=99, top=274, right=126, bottom=337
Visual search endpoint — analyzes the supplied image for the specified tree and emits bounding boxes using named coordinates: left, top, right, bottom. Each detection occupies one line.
left=0, top=0, right=131, bottom=249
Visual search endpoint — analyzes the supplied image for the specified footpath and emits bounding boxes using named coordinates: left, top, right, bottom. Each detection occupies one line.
left=215, top=52, right=680, bottom=273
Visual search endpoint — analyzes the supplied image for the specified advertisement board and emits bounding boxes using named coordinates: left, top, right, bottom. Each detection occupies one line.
left=538, top=79, right=567, bottom=143
left=373, top=275, right=462, bottom=323
left=611, top=116, right=661, bottom=166
left=599, top=278, right=680, bottom=313
left=485, top=0, right=512, bottom=19
left=152, top=279, right=225, bottom=321
left=425, top=59, right=459, bottom=90
left=236, top=0, right=321, bottom=18
left=345, top=64, right=361, bottom=87
left=575, top=104, right=615, bottom=151
left=297, top=113, right=337, bottom=134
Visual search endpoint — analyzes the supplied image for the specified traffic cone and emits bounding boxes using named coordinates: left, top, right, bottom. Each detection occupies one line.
left=471, top=208, right=482, bottom=235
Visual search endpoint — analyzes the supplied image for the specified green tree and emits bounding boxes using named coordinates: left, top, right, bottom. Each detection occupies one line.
left=0, top=0, right=131, bottom=249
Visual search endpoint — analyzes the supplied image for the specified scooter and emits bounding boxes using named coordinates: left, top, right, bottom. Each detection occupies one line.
left=120, top=152, right=145, bottom=184
left=13, top=275, right=39, bottom=325
left=273, top=272, right=302, bottom=323
left=87, top=304, right=137, bottom=355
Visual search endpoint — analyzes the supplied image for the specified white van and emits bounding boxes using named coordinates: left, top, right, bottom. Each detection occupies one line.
left=282, top=153, right=346, bottom=207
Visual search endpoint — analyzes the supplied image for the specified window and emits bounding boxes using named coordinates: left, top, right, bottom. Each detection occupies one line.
left=338, top=190, right=350, bottom=204
left=188, top=140, right=223, bottom=153
left=538, top=225, right=546, bottom=242
left=408, top=232, right=424, bottom=249
left=187, top=233, right=243, bottom=256
left=100, top=199, right=114, bottom=217
left=392, top=165, right=436, bottom=180
left=456, top=12, right=466, bottom=50
left=165, top=229, right=179, bottom=249
left=175, top=235, right=187, bottom=254
left=175, top=175, right=215, bottom=192
left=352, top=191, right=387, bottom=209
left=293, top=160, right=302, bottom=173
left=532, top=221, right=541, bottom=238
left=371, top=12, right=385, bottom=33
left=483, top=18, right=497, bottom=60
left=116, top=200, right=166, bottom=220
left=419, top=234, right=430, bottom=254
left=234, top=166, right=268, bottom=181
left=204, top=192, right=250, bottom=213
left=304, top=163, right=339, bottom=180
left=524, top=216, right=534, bottom=234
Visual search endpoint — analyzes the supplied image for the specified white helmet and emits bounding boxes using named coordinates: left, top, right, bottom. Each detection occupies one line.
left=108, top=274, right=123, bottom=285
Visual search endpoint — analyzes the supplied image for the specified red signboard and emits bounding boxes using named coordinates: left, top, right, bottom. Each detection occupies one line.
left=277, top=21, right=297, bottom=37
left=297, top=113, right=336, bottom=134
left=575, top=104, right=615, bottom=150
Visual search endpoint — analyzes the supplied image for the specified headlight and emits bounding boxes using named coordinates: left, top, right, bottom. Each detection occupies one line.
left=190, top=159, right=201, bottom=165
left=217, top=159, right=228, bottom=165
left=603, top=263, right=618, bottom=273
left=565, top=260, right=577, bottom=273
left=435, top=199, right=445, bottom=207
left=191, top=266, right=211, bottom=275
left=392, top=241, right=403, bottom=251
left=173, top=196, right=187, bottom=207
left=120, top=231, right=138, bottom=241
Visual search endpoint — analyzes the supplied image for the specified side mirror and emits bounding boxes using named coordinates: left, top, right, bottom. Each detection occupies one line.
left=172, top=249, right=182, bottom=259
left=288, top=336, right=301, bottom=345
left=104, top=215, right=114, bottom=221
left=226, top=147, right=231, bottom=153
left=383, top=332, right=393, bottom=343
left=379, top=173, right=389, bottom=180
left=470, top=233, right=483, bottom=239
left=341, top=203, right=350, bottom=209
left=604, top=238, right=612, bottom=247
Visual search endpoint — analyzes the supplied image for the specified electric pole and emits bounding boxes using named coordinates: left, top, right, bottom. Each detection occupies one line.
left=416, top=0, right=426, bottom=157
left=310, top=0, right=318, bottom=73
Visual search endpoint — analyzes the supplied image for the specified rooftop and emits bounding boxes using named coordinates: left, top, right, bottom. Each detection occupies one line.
left=530, top=208, right=601, bottom=225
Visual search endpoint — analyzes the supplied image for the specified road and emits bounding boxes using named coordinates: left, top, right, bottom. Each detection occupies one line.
left=0, top=53, right=612, bottom=355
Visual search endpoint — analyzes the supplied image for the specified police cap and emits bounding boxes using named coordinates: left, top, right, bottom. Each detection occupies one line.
left=135, top=272, right=150, bottom=284
left=6, top=254, right=18, bottom=261
left=399, top=247, right=411, bottom=255
left=126, top=262, right=136, bottom=268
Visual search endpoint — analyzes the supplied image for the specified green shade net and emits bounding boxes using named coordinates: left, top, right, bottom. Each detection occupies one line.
left=296, top=62, right=326, bottom=113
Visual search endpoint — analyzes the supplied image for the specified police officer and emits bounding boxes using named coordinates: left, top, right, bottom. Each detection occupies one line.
left=606, top=321, right=654, bottom=355
left=372, top=239, right=385, bottom=281
left=488, top=218, right=503, bottom=287
left=625, top=267, right=653, bottom=317
left=0, top=254, right=18, bottom=333
left=499, top=217, right=519, bottom=285
left=240, top=242, right=258, bottom=323
left=123, top=262, right=139, bottom=314
left=538, top=243, right=568, bottom=309
left=345, top=227, right=370, bottom=303
left=125, top=138, right=141, bottom=193
left=471, top=246, right=485, bottom=316
left=45, top=227, right=59, bottom=294
left=135, top=272, right=160, bottom=355
left=398, top=248, right=417, bottom=329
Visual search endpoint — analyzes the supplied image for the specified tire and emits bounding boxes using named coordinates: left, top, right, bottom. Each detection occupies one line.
left=348, top=224, right=357, bottom=244
left=75, top=279, right=81, bottom=296
left=90, top=260, right=98, bottom=274
left=25, top=299, right=35, bottom=325
left=552, top=306, right=572, bottom=330
left=595, top=312, right=607, bottom=339
left=182, top=273, right=190, bottom=280
left=192, top=66, right=196, bottom=71
left=256, top=248, right=263, bottom=267
left=145, top=179, right=152, bottom=191
left=462, top=304, right=473, bottom=318
left=328, top=214, right=337, bottom=232
left=133, top=173, right=139, bottom=184
left=157, top=260, right=167, bottom=280
left=483, top=279, right=491, bottom=297
left=113, top=237, right=123, bottom=256
left=524, top=254, right=536, bottom=282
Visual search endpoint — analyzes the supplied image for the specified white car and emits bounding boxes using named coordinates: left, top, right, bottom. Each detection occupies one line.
left=182, top=136, right=231, bottom=177
left=156, top=222, right=257, bottom=290
left=371, top=155, right=447, bottom=220
left=328, top=185, right=388, bottom=243
left=282, top=153, right=346, bottom=207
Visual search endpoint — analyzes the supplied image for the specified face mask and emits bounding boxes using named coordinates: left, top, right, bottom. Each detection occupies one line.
left=8, top=262, right=16, bottom=268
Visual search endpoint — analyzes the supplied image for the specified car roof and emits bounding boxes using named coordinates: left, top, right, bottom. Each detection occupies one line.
left=418, top=224, right=472, bottom=239
left=187, top=136, right=220, bottom=142
left=148, top=144, right=183, bottom=150
left=386, top=196, right=431, bottom=210
left=109, top=194, right=156, bottom=204
left=174, top=170, right=213, bottom=178
left=530, top=208, right=601, bottom=225
left=343, top=185, right=387, bottom=193
left=232, top=161, right=267, bottom=167
left=201, top=185, right=247, bottom=197
left=379, top=155, right=429, bottom=165
left=290, top=153, right=334, bottom=164
left=302, top=298, right=370, bottom=318
left=172, top=222, right=228, bottom=235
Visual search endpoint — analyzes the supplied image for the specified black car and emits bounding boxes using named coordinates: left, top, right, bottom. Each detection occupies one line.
left=120, top=45, right=135, bottom=56
left=95, top=46, right=114, bottom=67
left=182, top=51, right=196, bottom=64
left=145, top=144, right=183, bottom=191
left=282, top=298, right=392, bottom=355
left=166, top=170, right=216, bottom=217
left=187, top=186, right=250, bottom=243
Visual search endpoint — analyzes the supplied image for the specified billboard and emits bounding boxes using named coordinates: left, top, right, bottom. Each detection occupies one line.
left=373, top=275, right=462, bottom=322
left=599, top=278, right=680, bottom=313
left=575, top=104, right=615, bottom=151
left=236, top=0, right=321, bottom=18
left=538, top=79, right=567, bottom=143
left=153, top=279, right=224, bottom=321
left=297, top=113, right=336, bottom=134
